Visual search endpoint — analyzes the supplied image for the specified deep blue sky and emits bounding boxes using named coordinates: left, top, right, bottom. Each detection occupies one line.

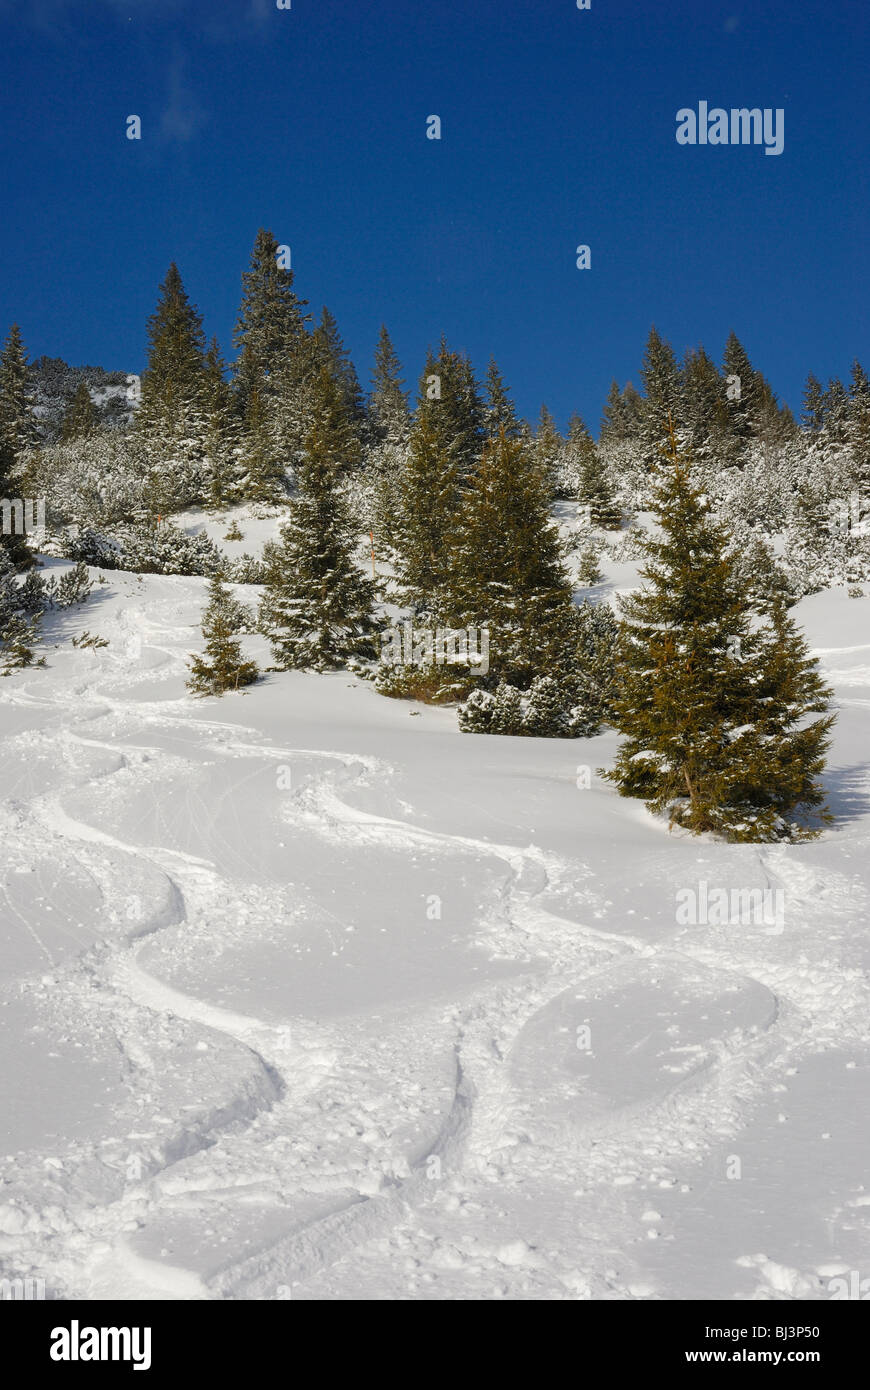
left=0, top=0, right=866, bottom=432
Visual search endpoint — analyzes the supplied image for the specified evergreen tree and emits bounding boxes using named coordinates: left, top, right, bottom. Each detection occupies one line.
left=259, top=365, right=376, bottom=670
left=600, top=380, right=644, bottom=446
left=313, top=306, right=366, bottom=430
left=571, top=420, right=621, bottom=527
left=60, top=380, right=97, bottom=442
left=187, top=573, right=258, bottom=696
left=368, top=326, right=411, bottom=552
left=534, top=403, right=563, bottom=497
left=0, top=324, right=38, bottom=462
left=0, top=327, right=34, bottom=569
left=201, top=339, right=241, bottom=508
left=203, top=338, right=242, bottom=508
left=233, top=228, right=309, bottom=412
left=483, top=358, right=521, bottom=440
left=236, top=386, right=287, bottom=505
left=682, top=345, right=729, bottom=463
left=136, top=264, right=210, bottom=509
left=720, top=331, right=788, bottom=453
left=605, top=421, right=834, bottom=841
left=822, top=378, right=851, bottom=444
left=393, top=345, right=481, bottom=606
left=0, top=549, right=42, bottom=671
left=801, top=373, right=826, bottom=433
left=137, top=264, right=208, bottom=433
left=444, top=426, right=573, bottom=691
left=414, top=338, right=485, bottom=483
left=369, top=325, right=410, bottom=446
left=847, top=359, right=870, bottom=496
left=395, top=373, right=461, bottom=607
left=640, top=326, right=683, bottom=466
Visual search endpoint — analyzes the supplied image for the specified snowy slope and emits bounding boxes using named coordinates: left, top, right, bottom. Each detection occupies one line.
left=1, top=551, right=869, bottom=1302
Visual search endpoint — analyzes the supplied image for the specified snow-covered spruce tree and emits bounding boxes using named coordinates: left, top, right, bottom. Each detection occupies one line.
left=368, top=325, right=411, bottom=554
left=391, top=351, right=464, bottom=611
left=533, top=403, right=563, bottom=499
left=483, top=358, right=522, bottom=442
left=682, top=345, right=730, bottom=471
left=445, top=424, right=574, bottom=690
left=233, top=228, right=309, bottom=411
left=801, top=372, right=827, bottom=434
left=639, top=326, right=684, bottom=470
left=570, top=417, right=622, bottom=527
left=847, top=358, right=870, bottom=500
left=457, top=599, right=618, bottom=738
left=597, top=378, right=647, bottom=513
left=414, top=338, right=485, bottom=485
left=59, top=380, right=97, bottom=443
left=236, top=385, right=287, bottom=506
left=604, top=422, right=834, bottom=841
left=600, top=379, right=644, bottom=449
left=0, top=548, right=43, bottom=674
left=135, top=264, right=210, bottom=511
left=187, top=573, right=259, bottom=696
left=439, top=426, right=616, bottom=733
left=313, top=306, right=366, bottom=437
left=0, top=326, right=39, bottom=569
left=0, top=324, right=38, bottom=464
left=259, top=365, right=376, bottom=671
left=203, top=337, right=243, bottom=509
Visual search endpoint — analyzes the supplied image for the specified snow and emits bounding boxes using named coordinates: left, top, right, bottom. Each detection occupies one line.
left=1, top=534, right=869, bottom=1301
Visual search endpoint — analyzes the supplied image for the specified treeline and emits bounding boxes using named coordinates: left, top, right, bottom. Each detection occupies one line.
left=0, top=230, right=861, bottom=840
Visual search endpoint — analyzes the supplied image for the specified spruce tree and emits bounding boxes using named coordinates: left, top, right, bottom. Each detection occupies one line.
left=313, top=306, right=366, bottom=431
left=136, top=264, right=210, bottom=509
left=233, top=228, right=309, bottom=413
left=822, top=378, right=851, bottom=444
left=444, top=426, right=573, bottom=691
left=847, top=359, right=870, bottom=498
left=203, top=338, right=242, bottom=509
left=137, top=264, right=208, bottom=433
left=682, top=345, right=730, bottom=464
left=393, top=350, right=464, bottom=608
left=0, top=549, right=42, bottom=670
left=369, top=326, right=410, bottom=446
left=415, top=338, right=485, bottom=483
left=483, top=358, right=521, bottom=441
left=570, top=418, right=621, bottom=526
left=236, top=386, right=287, bottom=505
left=600, top=380, right=644, bottom=446
left=605, top=421, right=834, bottom=841
left=60, top=380, right=97, bottom=443
left=368, top=326, right=411, bottom=552
left=0, top=324, right=38, bottom=462
left=801, top=373, right=826, bottom=433
left=187, top=573, right=258, bottom=696
left=640, top=326, right=683, bottom=466
left=534, top=403, right=563, bottom=497
left=0, top=327, right=34, bottom=570
left=259, top=365, right=376, bottom=670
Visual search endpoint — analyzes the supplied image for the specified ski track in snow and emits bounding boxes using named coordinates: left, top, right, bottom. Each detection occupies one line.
left=0, top=582, right=868, bottom=1300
